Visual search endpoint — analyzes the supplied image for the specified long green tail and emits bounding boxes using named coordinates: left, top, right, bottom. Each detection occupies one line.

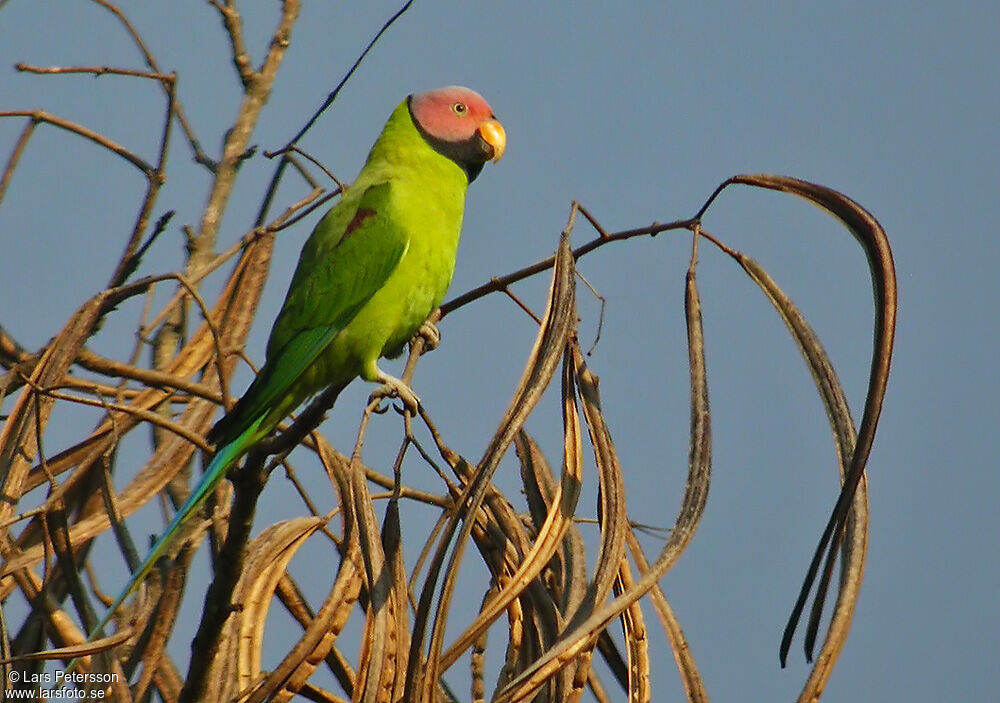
left=87, top=415, right=264, bottom=641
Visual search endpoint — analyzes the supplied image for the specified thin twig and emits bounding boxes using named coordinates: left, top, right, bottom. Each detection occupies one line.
left=500, top=286, right=542, bottom=325
left=0, top=110, right=153, bottom=174
left=0, top=119, right=37, bottom=209
left=89, top=0, right=212, bottom=167
left=440, top=216, right=698, bottom=318
left=279, top=146, right=346, bottom=190
left=209, top=0, right=254, bottom=88
left=24, top=385, right=212, bottom=453
left=574, top=269, right=606, bottom=355
left=253, top=0, right=415, bottom=229
left=15, top=63, right=174, bottom=82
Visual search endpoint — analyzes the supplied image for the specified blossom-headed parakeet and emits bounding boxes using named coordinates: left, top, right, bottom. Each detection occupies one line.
left=90, top=86, right=505, bottom=639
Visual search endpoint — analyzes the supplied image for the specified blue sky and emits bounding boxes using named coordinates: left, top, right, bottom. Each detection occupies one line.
left=2, top=2, right=997, bottom=700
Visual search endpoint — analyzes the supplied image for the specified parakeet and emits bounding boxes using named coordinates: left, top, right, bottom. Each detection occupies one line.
left=89, top=86, right=505, bottom=640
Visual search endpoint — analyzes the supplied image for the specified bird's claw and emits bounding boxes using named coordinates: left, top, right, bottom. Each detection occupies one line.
left=369, top=373, right=421, bottom=415
left=414, top=321, right=440, bottom=353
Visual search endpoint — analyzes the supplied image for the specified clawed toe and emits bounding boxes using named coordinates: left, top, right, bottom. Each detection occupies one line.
left=415, top=321, right=441, bottom=352
left=369, top=372, right=421, bottom=414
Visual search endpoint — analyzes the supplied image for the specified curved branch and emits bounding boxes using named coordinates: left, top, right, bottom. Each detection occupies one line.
left=0, top=110, right=153, bottom=174
left=440, top=212, right=697, bottom=318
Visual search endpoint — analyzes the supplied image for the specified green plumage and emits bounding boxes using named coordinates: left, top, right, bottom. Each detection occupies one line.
left=88, top=92, right=494, bottom=642
left=211, top=99, right=468, bottom=446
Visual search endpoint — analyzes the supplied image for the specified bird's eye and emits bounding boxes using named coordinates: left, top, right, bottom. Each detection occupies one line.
left=452, top=102, right=468, bottom=115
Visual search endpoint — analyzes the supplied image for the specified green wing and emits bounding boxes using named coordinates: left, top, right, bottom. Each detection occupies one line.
left=208, top=182, right=407, bottom=444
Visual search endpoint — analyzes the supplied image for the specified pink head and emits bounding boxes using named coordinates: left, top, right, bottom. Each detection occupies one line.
left=408, top=86, right=506, bottom=179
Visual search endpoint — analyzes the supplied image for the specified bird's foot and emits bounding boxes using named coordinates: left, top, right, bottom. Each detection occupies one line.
left=370, top=370, right=421, bottom=415
left=413, top=320, right=440, bottom=353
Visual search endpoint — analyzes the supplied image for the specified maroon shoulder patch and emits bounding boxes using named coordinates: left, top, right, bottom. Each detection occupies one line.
left=343, top=207, right=377, bottom=240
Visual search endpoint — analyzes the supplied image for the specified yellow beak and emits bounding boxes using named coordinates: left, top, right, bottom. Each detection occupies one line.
left=477, top=119, right=506, bottom=162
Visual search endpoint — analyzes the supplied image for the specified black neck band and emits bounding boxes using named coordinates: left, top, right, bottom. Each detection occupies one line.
left=408, top=96, right=491, bottom=183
